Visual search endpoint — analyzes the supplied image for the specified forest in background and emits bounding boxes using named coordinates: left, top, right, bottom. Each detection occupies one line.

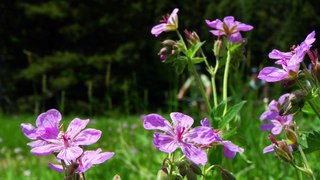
left=1, top=0, right=320, bottom=115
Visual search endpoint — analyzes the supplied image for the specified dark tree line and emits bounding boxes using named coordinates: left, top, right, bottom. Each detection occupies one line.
left=0, top=0, right=319, bottom=115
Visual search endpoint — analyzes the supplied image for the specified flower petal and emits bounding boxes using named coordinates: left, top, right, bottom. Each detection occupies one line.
left=237, top=23, right=254, bottom=31
left=151, top=23, right=168, bottom=37
left=170, top=112, right=194, bottom=130
left=180, top=143, right=207, bottom=165
left=258, top=67, right=288, bottom=82
left=48, top=163, right=64, bottom=172
left=36, top=109, right=61, bottom=129
left=73, top=129, right=101, bottom=146
left=57, top=146, right=83, bottom=161
left=31, top=143, right=62, bottom=156
left=66, top=118, right=90, bottom=138
left=221, top=141, right=244, bottom=159
left=21, top=123, right=38, bottom=140
left=185, top=126, right=215, bottom=145
left=153, top=132, right=178, bottom=153
left=263, top=144, right=274, bottom=154
left=143, top=114, right=173, bottom=133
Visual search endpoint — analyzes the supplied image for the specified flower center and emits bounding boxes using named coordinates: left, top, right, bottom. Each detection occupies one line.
left=177, top=127, right=186, bottom=142
left=62, top=133, right=71, bottom=147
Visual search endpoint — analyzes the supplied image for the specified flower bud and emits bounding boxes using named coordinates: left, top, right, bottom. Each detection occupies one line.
left=285, top=128, right=298, bottom=145
left=214, top=39, right=222, bottom=57
left=184, top=29, right=201, bottom=45
left=162, top=40, right=177, bottom=46
left=177, top=160, right=189, bottom=177
left=274, top=140, right=293, bottom=163
left=280, top=90, right=306, bottom=116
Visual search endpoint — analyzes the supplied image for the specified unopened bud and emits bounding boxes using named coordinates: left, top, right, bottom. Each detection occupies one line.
left=275, top=140, right=293, bottom=163
left=214, top=40, right=222, bottom=57
left=162, top=39, right=177, bottom=46
left=156, top=169, right=170, bottom=180
left=112, top=174, right=121, bottom=180
left=189, top=162, right=202, bottom=175
left=280, top=90, right=306, bottom=115
left=184, top=29, right=201, bottom=45
left=177, top=160, right=189, bottom=177
left=285, top=128, right=298, bottom=145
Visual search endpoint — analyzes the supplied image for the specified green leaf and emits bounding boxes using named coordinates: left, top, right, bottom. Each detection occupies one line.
left=221, top=127, right=238, bottom=140
left=303, top=130, right=320, bottom=154
left=173, top=56, right=188, bottom=75
left=301, top=102, right=315, bottom=115
left=186, top=41, right=205, bottom=59
left=219, top=101, right=246, bottom=129
left=191, top=57, right=205, bottom=64
left=221, top=168, right=236, bottom=180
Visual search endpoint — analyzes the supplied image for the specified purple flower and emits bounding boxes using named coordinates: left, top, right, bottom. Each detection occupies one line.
left=151, top=8, right=179, bottom=37
left=200, top=119, right=244, bottom=159
left=21, top=109, right=61, bottom=140
left=258, top=31, right=316, bottom=82
left=143, top=113, right=214, bottom=165
left=22, top=109, right=102, bottom=161
left=31, top=118, right=101, bottom=161
left=260, top=94, right=293, bottom=135
left=48, top=148, right=114, bottom=173
left=205, top=16, right=253, bottom=43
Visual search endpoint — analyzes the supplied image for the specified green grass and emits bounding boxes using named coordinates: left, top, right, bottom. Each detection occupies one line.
left=0, top=99, right=320, bottom=179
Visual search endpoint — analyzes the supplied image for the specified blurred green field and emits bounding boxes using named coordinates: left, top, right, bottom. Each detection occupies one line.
left=1, top=96, right=319, bottom=180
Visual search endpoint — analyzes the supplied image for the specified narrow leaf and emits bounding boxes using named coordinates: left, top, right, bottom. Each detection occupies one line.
left=219, top=101, right=246, bottom=129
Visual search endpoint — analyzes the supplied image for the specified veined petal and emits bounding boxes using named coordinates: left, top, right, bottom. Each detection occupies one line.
left=73, top=129, right=101, bottom=146
left=143, top=114, right=173, bottom=134
left=258, top=67, right=288, bottom=82
left=170, top=112, right=194, bottom=130
left=185, top=126, right=215, bottom=145
left=27, top=140, right=48, bottom=148
left=167, top=8, right=179, bottom=26
left=221, top=141, right=244, bottom=159
left=228, top=32, right=243, bottom=43
left=31, top=143, right=62, bottom=156
left=268, top=49, right=292, bottom=60
left=200, top=118, right=211, bottom=127
left=237, top=23, right=253, bottom=31
left=205, top=19, right=222, bottom=29
left=260, top=124, right=274, bottom=131
left=21, top=123, right=38, bottom=140
left=66, top=118, right=90, bottom=138
left=180, top=143, right=207, bottom=165
left=270, top=120, right=282, bottom=135
left=57, top=146, right=83, bottom=161
left=48, top=163, right=64, bottom=172
left=153, top=132, right=178, bottom=153
left=263, top=144, right=274, bottom=154
left=151, top=23, right=168, bottom=37
left=223, top=16, right=235, bottom=28
left=304, top=31, right=316, bottom=45
left=36, top=109, right=61, bottom=129
left=209, top=30, right=225, bottom=36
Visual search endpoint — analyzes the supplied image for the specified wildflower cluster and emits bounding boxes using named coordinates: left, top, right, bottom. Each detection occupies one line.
left=147, top=8, right=252, bottom=179
left=258, top=31, right=319, bottom=179
left=21, top=109, right=114, bottom=179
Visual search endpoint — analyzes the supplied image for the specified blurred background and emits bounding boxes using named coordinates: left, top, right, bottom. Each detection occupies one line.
left=1, top=0, right=320, bottom=116
left=1, top=0, right=320, bottom=179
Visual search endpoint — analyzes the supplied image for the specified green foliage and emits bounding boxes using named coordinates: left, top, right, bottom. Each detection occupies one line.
left=304, top=130, right=320, bottom=154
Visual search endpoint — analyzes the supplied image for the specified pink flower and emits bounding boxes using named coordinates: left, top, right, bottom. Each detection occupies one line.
left=206, top=16, right=253, bottom=43
left=31, top=118, right=101, bottom=161
left=48, top=148, right=114, bottom=173
left=200, top=119, right=244, bottom=159
left=260, top=94, right=293, bottom=135
left=22, top=109, right=102, bottom=161
left=258, top=31, right=316, bottom=82
left=21, top=109, right=61, bottom=140
left=143, top=112, right=214, bottom=165
left=151, top=8, right=179, bottom=37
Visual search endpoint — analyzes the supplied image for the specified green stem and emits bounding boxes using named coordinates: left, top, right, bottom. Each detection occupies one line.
left=187, top=58, right=212, bottom=113
left=296, top=80, right=320, bottom=119
left=223, top=50, right=231, bottom=116
left=297, top=145, right=315, bottom=180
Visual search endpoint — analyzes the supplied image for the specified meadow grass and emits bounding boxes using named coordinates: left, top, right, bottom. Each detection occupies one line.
left=0, top=98, right=319, bottom=179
